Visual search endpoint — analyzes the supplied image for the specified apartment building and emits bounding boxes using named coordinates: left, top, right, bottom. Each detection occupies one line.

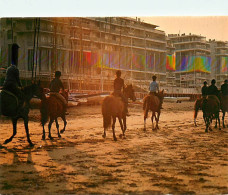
left=168, top=33, right=211, bottom=91
left=0, top=17, right=167, bottom=93
left=209, top=40, right=228, bottom=87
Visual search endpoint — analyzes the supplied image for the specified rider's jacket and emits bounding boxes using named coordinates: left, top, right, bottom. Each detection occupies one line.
left=149, top=81, right=159, bottom=93
left=201, top=86, right=208, bottom=96
left=3, top=65, right=22, bottom=88
left=114, top=77, right=124, bottom=94
left=49, top=78, right=64, bottom=93
left=221, top=83, right=228, bottom=95
left=207, top=84, right=219, bottom=96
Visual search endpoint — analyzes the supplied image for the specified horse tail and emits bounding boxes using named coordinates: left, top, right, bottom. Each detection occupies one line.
left=102, top=97, right=112, bottom=129
left=143, top=96, right=150, bottom=118
left=40, top=98, right=49, bottom=126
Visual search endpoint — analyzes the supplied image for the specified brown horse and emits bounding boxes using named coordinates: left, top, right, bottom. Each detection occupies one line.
left=202, top=95, right=221, bottom=132
left=194, top=97, right=204, bottom=126
left=220, top=94, right=228, bottom=128
left=102, top=84, right=136, bottom=141
left=40, top=89, right=68, bottom=140
left=143, top=90, right=164, bottom=131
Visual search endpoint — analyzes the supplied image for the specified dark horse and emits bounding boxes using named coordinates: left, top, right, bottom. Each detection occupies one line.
left=102, top=84, right=136, bottom=141
left=202, top=95, right=221, bottom=132
left=0, top=83, right=42, bottom=146
left=143, top=90, right=164, bottom=131
left=40, top=89, right=68, bottom=140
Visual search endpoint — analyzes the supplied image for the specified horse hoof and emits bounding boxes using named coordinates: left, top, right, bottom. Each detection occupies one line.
left=42, top=136, right=45, bottom=140
left=29, top=142, right=34, bottom=147
left=60, top=129, right=65, bottom=134
left=3, top=139, right=10, bottom=144
left=219, top=128, right=221, bottom=130
left=102, top=134, right=106, bottom=138
left=143, top=128, right=146, bottom=131
left=214, top=126, right=217, bottom=129
left=58, top=134, right=61, bottom=138
left=114, top=137, right=117, bottom=141
left=119, top=134, right=123, bottom=138
left=49, top=136, right=53, bottom=140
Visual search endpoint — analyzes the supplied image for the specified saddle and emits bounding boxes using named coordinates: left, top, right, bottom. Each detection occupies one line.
left=0, top=89, right=19, bottom=107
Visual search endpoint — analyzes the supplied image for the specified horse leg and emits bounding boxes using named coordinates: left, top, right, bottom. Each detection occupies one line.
left=222, top=112, right=225, bottom=128
left=112, top=117, right=117, bottom=141
left=151, top=112, right=155, bottom=130
left=156, top=112, right=160, bottom=130
left=4, top=118, right=18, bottom=144
left=144, top=115, right=147, bottom=131
left=217, top=112, right=221, bottom=130
left=118, top=117, right=124, bottom=138
left=48, top=119, right=54, bottom=140
left=42, top=125, right=46, bottom=140
left=55, top=119, right=61, bottom=138
left=23, top=116, right=34, bottom=146
left=205, top=116, right=209, bottom=132
left=60, top=115, right=67, bottom=134
left=123, top=116, right=127, bottom=134
left=214, top=117, right=217, bottom=128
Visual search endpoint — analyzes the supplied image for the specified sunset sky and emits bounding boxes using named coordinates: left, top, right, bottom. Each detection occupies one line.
left=142, top=16, right=228, bottom=42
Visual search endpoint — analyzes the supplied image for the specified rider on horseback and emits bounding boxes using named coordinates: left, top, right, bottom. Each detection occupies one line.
left=221, top=79, right=228, bottom=96
left=201, top=81, right=208, bottom=98
left=2, top=43, right=24, bottom=108
left=149, top=75, right=163, bottom=109
left=113, top=70, right=130, bottom=116
left=49, top=71, right=68, bottom=115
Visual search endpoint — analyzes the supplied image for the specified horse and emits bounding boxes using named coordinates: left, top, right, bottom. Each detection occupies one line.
left=0, top=82, right=42, bottom=146
left=102, top=84, right=136, bottom=141
left=220, top=94, right=228, bottom=128
left=202, top=95, right=221, bottom=132
left=40, top=89, right=69, bottom=140
left=143, top=90, right=164, bottom=131
left=194, top=97, right=204, bottom=126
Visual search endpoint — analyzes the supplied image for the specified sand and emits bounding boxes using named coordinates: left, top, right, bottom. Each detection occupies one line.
left=0, top=101, right=227, bottom=194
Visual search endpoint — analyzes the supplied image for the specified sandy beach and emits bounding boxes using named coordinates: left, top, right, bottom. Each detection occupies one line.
left=0, top=101, right=227, bottom=194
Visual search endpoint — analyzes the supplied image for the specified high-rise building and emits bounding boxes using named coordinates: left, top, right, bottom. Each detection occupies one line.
left=209, top=40, right=228, bottom=87
left=168, top=33, right=211, bottom=91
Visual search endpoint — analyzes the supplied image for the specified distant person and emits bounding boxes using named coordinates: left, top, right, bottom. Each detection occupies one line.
left=221, top=79, right=228, bottom=96
left=207, top=79, right=219, bottom=97
left=149, top=75, right=163, bottom=109
left=201, top=81, right=208, bottom=98
left=113, top=70, right=129, bottom=116
left=2, top=43, right=24, bottom=107
left=49, top=71, right=68, bottom=115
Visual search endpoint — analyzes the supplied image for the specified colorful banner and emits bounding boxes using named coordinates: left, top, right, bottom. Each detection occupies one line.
left=176, top=56, right=211, bottom=73
left=166, top=54, right=176, bottom=71
left=221, top=57, right=228, bottom=73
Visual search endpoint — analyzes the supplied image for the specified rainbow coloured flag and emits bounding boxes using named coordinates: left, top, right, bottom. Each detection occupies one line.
left=221, top=57, right=228, bottom=73
left=166, top=54, right=176, bottom=71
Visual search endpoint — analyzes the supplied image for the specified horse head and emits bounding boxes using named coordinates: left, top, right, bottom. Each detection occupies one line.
left=23, top=80, right=43, bottom=101
left=124, top=84, right=136, bottom=102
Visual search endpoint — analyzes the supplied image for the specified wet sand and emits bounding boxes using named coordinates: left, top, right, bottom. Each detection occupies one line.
left=0, top=101, right=227, bottom=194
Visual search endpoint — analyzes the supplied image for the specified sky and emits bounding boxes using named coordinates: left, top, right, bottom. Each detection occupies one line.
left=141, top=16, right=228, bottom=42
left=0, top=0, right=228, bottom=41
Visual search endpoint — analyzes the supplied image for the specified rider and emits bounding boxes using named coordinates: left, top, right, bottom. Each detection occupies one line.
left=201, top=81, right=208, bottom=98
left=207, top=79, right=219, bottom=97
left=49, top=71, right=68, bottom=115
left=149, top=75, right=163, bottom=109
left=221, top=79, right=228, bottom=96
left=113, top=70, right=130, bottom=116
left=2, top=43, right=24, bottom=107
